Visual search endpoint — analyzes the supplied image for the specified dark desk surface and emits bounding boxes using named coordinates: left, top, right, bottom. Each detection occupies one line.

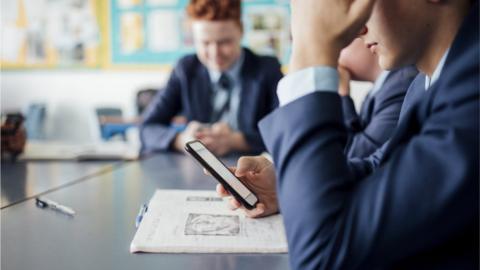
left=1, top=160, right=116, bottom=208
left=1, top=153, right=290, bottom=270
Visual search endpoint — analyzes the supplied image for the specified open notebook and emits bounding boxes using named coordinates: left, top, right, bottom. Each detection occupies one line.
left=130, top=189, right=288, bottom=253
left=20, top=141, right=139, bottom=161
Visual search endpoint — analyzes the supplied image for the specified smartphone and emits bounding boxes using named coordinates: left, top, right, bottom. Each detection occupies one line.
left=185, top=140, right=258, bottom=210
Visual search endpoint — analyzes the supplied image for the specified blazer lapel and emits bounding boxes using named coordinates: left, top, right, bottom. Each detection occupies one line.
left=382, top=75, right=428, bottom=162
left=191, top=66, right=213, bottom=122
left=398, top=74, right=426, bottom=121
left=359, top=93, right=375, bottom=124
left=237, top=49, right=259, bottom=130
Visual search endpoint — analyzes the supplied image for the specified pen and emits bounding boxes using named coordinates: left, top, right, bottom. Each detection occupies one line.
left=135, top=203, right=148, bottom=228
left=35, top=197, right=76, bottom=216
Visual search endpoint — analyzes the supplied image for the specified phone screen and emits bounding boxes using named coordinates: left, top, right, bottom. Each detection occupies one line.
left=186, top=141, right=258, bottom=208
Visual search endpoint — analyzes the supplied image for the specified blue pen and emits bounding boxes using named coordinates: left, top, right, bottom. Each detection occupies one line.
left=135, top=203, right=148, bottom=228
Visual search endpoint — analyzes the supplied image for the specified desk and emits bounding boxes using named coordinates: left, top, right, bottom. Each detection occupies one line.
left=1, top=160, right=116, bottom=208
left=1, top=153, right=290, bottom=270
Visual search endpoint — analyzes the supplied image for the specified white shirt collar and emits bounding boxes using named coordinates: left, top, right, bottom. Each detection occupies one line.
left=370, top=71, right=391, bottom=96
left=425, top=48, right=450, bottom=90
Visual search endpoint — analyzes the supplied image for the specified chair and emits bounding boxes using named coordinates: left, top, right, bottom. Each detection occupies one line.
left=135, top=88, right=187, bottom=131
left=95, top=107, right=128, bottom=141
left=136, top=88, right=159, bottom=116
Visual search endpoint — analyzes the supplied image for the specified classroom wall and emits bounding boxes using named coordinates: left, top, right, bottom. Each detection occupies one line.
left=1, top=70, right=371, bottom=142
left=1, top=70, right=168, bottom=142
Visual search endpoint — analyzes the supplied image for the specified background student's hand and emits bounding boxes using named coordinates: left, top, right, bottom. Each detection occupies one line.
left=195, top=122, right=233, bottom=156
left=173, top=121, right=204, bottom=152
left=337, top=66, right=352, bottom=96
left=290, top=0, right=376, bottom=72
left=214, top=155, right=279, bottom=218
left=196, top=122, right=250, bottom=156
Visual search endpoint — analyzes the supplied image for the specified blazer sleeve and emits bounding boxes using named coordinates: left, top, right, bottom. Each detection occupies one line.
left=140, top=67, right=183, bottom=154
left=346, top=141, right=387, bottom=179
left=345, top=86, right=405, bottom=159
left=259, top=80, right=478, bottom=269
left=341, top=95, right=361, bottom=131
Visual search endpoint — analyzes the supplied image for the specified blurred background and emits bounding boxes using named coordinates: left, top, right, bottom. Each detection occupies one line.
left=1, top=0, right=371, bottom=144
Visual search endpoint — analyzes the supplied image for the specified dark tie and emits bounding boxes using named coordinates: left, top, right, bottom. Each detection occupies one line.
left=211, top=73, right=233, bottom=122
left=219, top=73, right=232, bottom=90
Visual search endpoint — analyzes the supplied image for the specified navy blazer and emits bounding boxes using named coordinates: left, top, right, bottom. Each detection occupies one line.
left=342, top=67, right=418, bottom=159
left=259, top=4, right=478, bottom=270
left=347, top=72, right=427, bottom=179
left=140, top=48, right=282, bottom=154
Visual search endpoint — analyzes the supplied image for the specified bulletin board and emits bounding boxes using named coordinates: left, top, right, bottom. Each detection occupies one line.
left=0, top=0, right=103, bottom=69
left=108, top=0, right=291, bottom=67
left=0, top=0, right=291, bottom=69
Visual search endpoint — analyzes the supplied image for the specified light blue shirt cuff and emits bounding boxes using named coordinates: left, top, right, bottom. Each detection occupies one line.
left=277, top=66, right=339, bottom=106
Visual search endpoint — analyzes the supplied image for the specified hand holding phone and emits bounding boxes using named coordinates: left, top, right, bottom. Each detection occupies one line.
left=185, top=140, right=259, bottom=210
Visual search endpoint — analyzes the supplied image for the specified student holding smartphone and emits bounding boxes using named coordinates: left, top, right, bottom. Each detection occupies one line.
left=211, top=0, right=478, bottom=269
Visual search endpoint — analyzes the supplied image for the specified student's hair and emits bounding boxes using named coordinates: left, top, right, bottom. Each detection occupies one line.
left=186, top=0, right=242, bottom=26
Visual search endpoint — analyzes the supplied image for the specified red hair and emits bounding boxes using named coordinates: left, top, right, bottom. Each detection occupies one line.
left=186, top=0, right=242, bottom=25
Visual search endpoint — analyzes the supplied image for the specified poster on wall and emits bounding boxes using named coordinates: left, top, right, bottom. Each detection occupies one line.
left=243, top=4, right=290, bottom=64
left=1, top=0, right=101, bottom=68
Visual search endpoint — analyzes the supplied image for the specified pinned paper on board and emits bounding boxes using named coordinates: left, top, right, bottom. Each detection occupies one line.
left=147, top=0, right=179, bottom=6
left=118, top=0, right=142, bottom=9
left=120, top=12, right=145, bottom=54
left=244, top=5, right=291, bottom=63
left=147, top=10, right=181, bottom=52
